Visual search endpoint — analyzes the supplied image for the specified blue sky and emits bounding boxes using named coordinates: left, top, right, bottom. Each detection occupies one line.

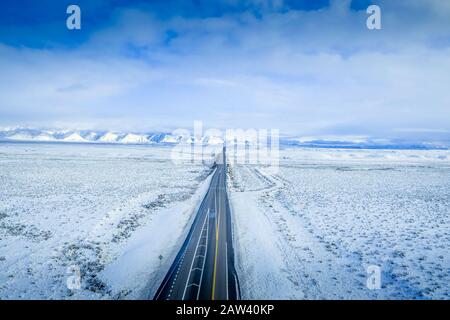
left=0, top=0, right=449, bottom=140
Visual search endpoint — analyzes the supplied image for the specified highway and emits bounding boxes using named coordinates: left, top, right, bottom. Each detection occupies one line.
left=154, top=147, right=240, bottom=300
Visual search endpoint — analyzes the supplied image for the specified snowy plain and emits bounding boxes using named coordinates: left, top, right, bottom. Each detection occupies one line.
left=0, top=142, right=213, bottom=299
left=1, top=142, right=449, bottom=300
left=228, top=148, right=450, bottom=300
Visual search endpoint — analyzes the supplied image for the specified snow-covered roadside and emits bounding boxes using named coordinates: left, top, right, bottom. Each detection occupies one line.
left=229, top=168, right=383, bottom=299
left=99, top=171, right=214, bottom=299
left=230, top=186, right=303, bottom=299
left=0, top=142, right=214, bottom=299
left=228, top=148, right=450, bottom=300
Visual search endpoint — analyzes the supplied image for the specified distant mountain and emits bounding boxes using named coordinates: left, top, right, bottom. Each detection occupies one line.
left=280, top=136, right=449, bottom=150
left=63, top=132, right=87, bottom=142
left=0, top=128, right=448, bottom=149
left=120, top=133, right=150, bottom=144
left=98, top=132, right=121, bottom=143
left=0, top=128, right=214, bottom=146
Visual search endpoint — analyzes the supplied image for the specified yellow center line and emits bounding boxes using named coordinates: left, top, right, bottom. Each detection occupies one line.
left=211, top=192, right=220, bottom=300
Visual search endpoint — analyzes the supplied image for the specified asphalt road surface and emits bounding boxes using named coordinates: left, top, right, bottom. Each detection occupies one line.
left=154, top=148, right=240, bottom=300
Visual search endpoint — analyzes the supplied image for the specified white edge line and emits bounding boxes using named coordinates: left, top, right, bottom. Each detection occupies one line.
left=197, top=208, right=210, bottom=299
left=182, top=211, right=208, bottom=299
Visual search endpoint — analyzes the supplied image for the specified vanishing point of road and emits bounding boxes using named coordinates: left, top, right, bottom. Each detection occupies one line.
left=154, top=147, right=240, bottom=300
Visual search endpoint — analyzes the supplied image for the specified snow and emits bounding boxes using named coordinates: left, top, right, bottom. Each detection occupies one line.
left=1, top=142, right=448, bottom=300
left=33, top=133, right=57, bottom=142
left=203, top=135, right=224, bottom=145
left=291, top=135, right=369, bottom=144
left=0, top=142, right=213, bottom=299
left=6, top=133, right=34, bottom=141
left=84, top=132, right=100, bottom=142
left=3, top=132, right=56, bottom=142
left=120, top=133, right=150, bottom=144
left=2, top=128, right=449, bottom=150
left=63, top=133, right=87, bottom=142
left=229, top=148, right=450, bottom=299
left=100, top=172, right=214, bottom=299
left=161, top=135, right=179, bottom=143
left=98, top=132, right=120, bottom=143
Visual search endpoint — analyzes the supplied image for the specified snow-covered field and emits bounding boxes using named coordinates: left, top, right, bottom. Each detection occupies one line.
left=1, top=143, right=448, bottom=300
left=229, top=148, right=450, bottom=300
left=0, top=142, right=213, bottom=299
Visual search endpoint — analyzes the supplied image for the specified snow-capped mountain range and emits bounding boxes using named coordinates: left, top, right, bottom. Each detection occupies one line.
left=0, top=128, right=239, bottom=146
left=0, top=128, right=208, bottom=145
left=0, top=128, right=448, bottom=149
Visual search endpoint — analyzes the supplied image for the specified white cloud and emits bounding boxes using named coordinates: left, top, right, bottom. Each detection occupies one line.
left=0, top=0, right=449, bottom=139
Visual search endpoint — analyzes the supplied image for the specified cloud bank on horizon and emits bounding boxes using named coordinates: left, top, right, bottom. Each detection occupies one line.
left=0, top=0, right=449, bottom=141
